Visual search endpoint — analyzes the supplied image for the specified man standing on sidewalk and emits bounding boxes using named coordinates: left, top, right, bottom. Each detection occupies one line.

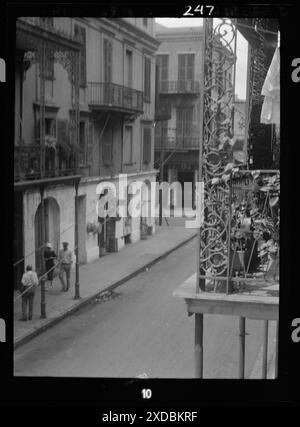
left=19, top=265, right=39, bottom=321
left=44, top=242, right=57, bottom=290
left=58, top=242, right=73, bottom=292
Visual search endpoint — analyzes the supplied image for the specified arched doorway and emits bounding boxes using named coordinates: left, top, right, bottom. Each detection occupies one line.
left=34, top=197, right=60, bottom=274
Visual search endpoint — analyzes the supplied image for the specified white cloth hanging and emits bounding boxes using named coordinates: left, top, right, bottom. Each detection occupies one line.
left=260, top=47, right=280, bottom=125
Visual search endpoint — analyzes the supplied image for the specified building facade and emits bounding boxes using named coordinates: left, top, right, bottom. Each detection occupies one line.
left=154, top=23, right=236, bottom=212
left=154, top=24, right=202, bottom=209
left=14, top=17, right=160, bottom=289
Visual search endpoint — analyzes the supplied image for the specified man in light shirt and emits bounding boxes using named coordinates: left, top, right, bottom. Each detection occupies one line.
left=19, top=265, right=39, bottom=321
left=58, top=241, right=73, bottom=291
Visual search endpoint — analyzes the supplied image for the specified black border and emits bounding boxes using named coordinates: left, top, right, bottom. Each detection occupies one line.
left=1, top=0, right=300, bottom=410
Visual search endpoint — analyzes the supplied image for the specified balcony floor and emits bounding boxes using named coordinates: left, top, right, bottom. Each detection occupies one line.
left=173, top=273, right=279, bottom=320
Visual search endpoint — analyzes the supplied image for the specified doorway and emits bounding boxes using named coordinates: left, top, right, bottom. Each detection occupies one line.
left=34, top=197, right=60, bottom=275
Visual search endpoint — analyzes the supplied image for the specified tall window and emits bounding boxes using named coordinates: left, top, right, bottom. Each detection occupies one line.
left=176, top=107, right=193, bottom=137
left=143, top=127, right=152, bottom=163
left=178, top=54, right=195, bottom=81
left=123, top=126, right=133, bottom=164
left=74, top=24, right=86, bottom=87
left=102, top=128, right=113, bottom=166
left=144, top=57, right=151, bottom=103
left=104, top=38, right=112, bottom=83
left=125, top=49, right=133, bottom=88
left=157, top=55, right=169, bottom=91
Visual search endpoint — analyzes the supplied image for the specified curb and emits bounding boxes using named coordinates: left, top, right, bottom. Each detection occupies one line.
left=14, top=232, right=197, bottom=350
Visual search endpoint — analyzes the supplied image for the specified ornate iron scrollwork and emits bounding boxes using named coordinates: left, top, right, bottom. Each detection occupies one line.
left=198, top=18, right=237, bottom=292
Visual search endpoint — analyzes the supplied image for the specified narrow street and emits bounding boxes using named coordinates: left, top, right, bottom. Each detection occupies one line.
left=14, top=239, right=275, bottom=378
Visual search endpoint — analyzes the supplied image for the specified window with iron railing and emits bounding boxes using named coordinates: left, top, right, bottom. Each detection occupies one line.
left=123, top=126, right=133, bottom=164
left=104, top=38, right=112, bottom=84
left=102, top=128, right=113, bottom=166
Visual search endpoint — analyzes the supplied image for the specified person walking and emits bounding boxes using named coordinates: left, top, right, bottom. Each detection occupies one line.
left=19, top=265, right=39, bottom=321
left=58, top=241, right=73, bottom=291
left=44, top=242, right=57, bottom=290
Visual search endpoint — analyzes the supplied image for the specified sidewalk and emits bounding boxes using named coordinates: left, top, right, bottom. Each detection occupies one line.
left=14, top=221, right=197, bottom=349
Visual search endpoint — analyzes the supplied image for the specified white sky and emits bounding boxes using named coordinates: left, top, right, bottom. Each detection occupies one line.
left=155, top=18, right=248, bottom=100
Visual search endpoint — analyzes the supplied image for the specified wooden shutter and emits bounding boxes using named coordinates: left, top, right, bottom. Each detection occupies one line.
left=178, top=54, right=185, bottom=81
left=87, top=121, right=93, bottom=166
left=104, top=39, right=112, bottom=83
left=176, top=108, right=184, bottom=135
left=187, top=54, right=194, bottom=80
left=123, top=126, right=133, bottom=164
left=102, top=128, right=113, bottom=165
left=143, top=127, right=152, bottom=163
left=161, top=55, right=169, bottom=81
left=103, top=142, right=112, bottom=165
left=144, top=57, right=151, bottom=102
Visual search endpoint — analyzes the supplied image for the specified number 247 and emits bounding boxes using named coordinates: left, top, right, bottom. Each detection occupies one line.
left=184, top=5, right=214, bottom=16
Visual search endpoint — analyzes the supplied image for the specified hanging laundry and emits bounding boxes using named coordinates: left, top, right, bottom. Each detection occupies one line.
left=260, top=47, right=280, bottom=125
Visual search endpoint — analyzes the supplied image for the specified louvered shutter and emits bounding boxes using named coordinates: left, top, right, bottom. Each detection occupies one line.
left=144, top=57, right=151, bottom=102
left=162, top=55, right=168, bottom=81
left=143, top=127, right=152, bottom=163
left=87, top=121, right=93, bottom=166
left=178, top=55, right=185, bottom=81
left=187, top=54, right=194, bottom=80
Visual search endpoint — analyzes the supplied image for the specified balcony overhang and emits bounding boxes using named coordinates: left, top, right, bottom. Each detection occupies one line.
left=16, top=18, right=81, bottom=52
left=14, top=174, right=82, bottom=192
left=173, top=274, right=279, bottom=321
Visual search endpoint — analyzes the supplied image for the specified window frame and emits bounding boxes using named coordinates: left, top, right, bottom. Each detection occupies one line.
left=142, top=125, right=152, bottom=164
left=144, top=56, right=151, bottom=103
left=178, top=53, right=195, bottom=82
left=123, top=125, right=134, bottom=165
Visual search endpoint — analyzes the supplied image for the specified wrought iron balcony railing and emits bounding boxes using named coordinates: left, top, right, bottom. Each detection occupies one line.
left=88, top=82, right=144, bottom=114
left=14, top=144, right=78, bottom=182
left=199, top=169, right=280, bottom=294
left=158, top=80, right=200, bottom=95
left=155, top=133, right=200, bottom=150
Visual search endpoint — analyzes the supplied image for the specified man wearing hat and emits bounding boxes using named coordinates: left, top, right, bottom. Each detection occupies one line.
left=58, top=242, right=73, bottom=291
left=19, top=265, right=39, bottom=321
left=44, top=243, right=57, bottom=290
